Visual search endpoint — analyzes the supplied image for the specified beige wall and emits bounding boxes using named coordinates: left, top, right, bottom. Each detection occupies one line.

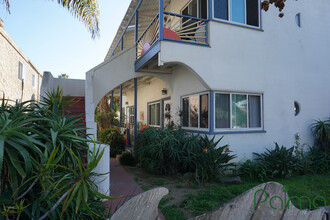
left=0, top=22, right=42, bottom=102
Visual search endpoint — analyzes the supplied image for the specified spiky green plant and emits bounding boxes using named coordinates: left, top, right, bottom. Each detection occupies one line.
left=0, top=99, right=46, bottom=193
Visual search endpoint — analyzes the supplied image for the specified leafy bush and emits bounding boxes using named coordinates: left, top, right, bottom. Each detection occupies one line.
left=0, top=90, right=111, bottom=219
left=189, top=136, right=236, bottom=183
left=119, top=151, right=137, bottom=166
left=98, top=128, right=125, bottom=157
left=238, top=159, right=267, bottom=182
left=253, top=143, right=297, bottom=178
left=308, top=146, right=330, bottom=174
left=135, top=127, right=235, bottom=183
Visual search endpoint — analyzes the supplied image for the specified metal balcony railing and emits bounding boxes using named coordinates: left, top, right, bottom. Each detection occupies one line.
left=136, top=11, right=208, bottom=59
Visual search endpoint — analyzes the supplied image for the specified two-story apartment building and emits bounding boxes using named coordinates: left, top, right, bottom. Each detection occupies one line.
left=0, top=19, right=42, bottom=102
left=86, top=0, right=330, bottom=161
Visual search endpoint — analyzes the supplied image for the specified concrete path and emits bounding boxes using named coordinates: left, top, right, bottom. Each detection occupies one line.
left=106, top=158, right=165, bottom=219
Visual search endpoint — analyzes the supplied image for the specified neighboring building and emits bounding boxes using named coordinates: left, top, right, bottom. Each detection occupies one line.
left=86, top=0, right=330, bottom=162
left=0, top=18, right=42, bottom=102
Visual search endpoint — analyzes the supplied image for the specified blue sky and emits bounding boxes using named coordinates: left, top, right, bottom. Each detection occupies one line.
left=0, top=0, right=131, bottom=79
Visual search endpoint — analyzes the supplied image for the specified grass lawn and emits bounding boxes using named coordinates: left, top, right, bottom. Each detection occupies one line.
left=125, top=166, right=329, bottom=220
left=181, top=175, right=330, bottom=217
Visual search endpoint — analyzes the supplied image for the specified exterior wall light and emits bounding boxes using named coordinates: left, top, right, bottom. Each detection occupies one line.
left=162, top=88, right=168, bottom=95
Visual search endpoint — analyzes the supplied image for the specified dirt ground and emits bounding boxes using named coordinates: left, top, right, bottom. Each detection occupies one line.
left=124, top=165, right=209, bottom=219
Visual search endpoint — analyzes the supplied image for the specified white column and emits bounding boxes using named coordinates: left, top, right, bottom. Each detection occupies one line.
left=85, top=70, right=110, bottom=196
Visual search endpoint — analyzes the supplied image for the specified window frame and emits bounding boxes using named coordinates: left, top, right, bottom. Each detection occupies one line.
left=181, top=0, right=209, bottom=20
left=212, top=0, right=261, bottom=28
left=32, top=74, right=36, bottom=88
left=181, top=91, right=210, bottom=131
left=127, top=106, right=135, bottom=125
left=214, top=91, right=263, bottom=132
left=147, top=101, right=161, bottom=127
left=18, top=61, right=24, bottom=80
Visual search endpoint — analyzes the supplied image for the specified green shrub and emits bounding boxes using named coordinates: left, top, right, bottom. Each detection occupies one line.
left=311, top=118, right=330, bottom=152
left=119, top=151, right=137, bottom=166
left=98, top=128, right=125, bottom=157
left=135, top=127, right=188, bottom=175
left=0, top=90, right=111, bottom=220
left=238, top=159, right=267, bottom=182
left=135, top=127, right=235, bottom=183
left=253, top=143, right=297, bottom=178
left=308, top=146, right=330, bottom=174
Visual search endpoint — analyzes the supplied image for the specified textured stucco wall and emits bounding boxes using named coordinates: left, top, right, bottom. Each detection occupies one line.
left=159, top=0, right=330, bottom=159
left=0, top=23, right=42, bottom=102
left=40, top=71, right=85, bottom=97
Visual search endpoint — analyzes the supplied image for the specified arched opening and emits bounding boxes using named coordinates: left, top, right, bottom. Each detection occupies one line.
left=95, top=76, right=172, bottom=151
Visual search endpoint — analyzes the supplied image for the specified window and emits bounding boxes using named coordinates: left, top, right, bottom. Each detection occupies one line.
left=32, top=74, right=36, bottom=88
left=295, top=13, right=301, bottom=27
left=148, top=102, right=161, bottom=126
left=182, top=92, right=209, bottom=129
left=182, top=0, right=208, bottom=19
left=215, top=92, right=262, bottom=130
left=128, top=106, right=134, bottom=124
left=213, top=0, right=260, bottom=27
left=18, top=61, right=25, bottom=80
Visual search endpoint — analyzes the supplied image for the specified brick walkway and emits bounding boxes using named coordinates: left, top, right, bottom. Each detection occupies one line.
left=106, top=158, right=165, bottom=219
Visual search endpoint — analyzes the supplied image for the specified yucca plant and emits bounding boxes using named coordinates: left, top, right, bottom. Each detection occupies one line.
left=39, top=87, right=78, bottom=116
left=1, top=90, right=111, bottom=219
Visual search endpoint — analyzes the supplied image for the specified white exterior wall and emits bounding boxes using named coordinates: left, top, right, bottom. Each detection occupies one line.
left=87, top=0, right=330, bottom=171
left=158, top=0, right=330, bottom=159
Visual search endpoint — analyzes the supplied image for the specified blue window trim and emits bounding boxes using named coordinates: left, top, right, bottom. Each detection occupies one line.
left=184, top=129, right=267, bottom=134
left=210, top=0, right=264, bottom=31
left=180, top=90, right=265, bottom=134
left=180, top=90, right=211, bottom=132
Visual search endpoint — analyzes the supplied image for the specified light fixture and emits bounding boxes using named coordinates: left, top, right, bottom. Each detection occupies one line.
left=162, top=88, right=168, bottom=95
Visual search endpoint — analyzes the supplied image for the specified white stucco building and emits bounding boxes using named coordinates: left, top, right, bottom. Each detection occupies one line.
left=86, top=0, right=330, bottom=193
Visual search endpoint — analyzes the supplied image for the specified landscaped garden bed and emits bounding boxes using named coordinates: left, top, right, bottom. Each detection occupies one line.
left=119, top=118, right=329, bottom=220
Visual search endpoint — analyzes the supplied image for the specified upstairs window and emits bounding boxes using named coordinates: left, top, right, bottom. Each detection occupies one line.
left=213, top=0, right=260, bottom=27
left=18, top=61, right=25, bottom=80
left=182, top=0, right=208, bottom=19
left=32, top=74, right=36, bottom=88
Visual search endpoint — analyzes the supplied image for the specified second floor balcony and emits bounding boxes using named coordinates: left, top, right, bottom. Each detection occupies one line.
left=106, top=0, right=262, bottom=72
left=106, top=0, right=209, bottom=71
